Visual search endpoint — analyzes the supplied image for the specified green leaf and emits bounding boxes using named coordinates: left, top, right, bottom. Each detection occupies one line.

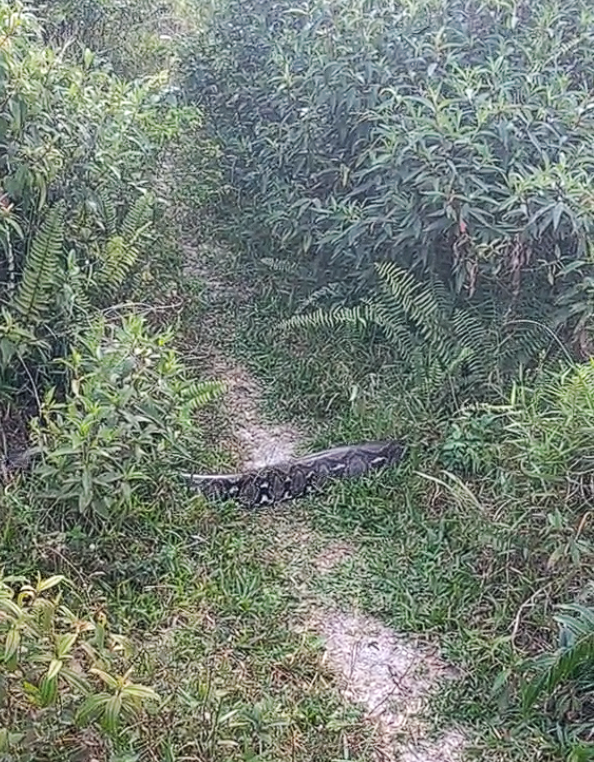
left=39, top=675, right=58, bottom=707
left=11, top=204, right=64, bottom=324
left=90, top=667, right=119, bottom=690
left=103, top=692, right=123, bottom=735
left=0, top=598, right=22, bottom=619
left=3, top=627, right=21, bottom=662
left=55, top=632, right=78, bottom=659
left=46, top=658, right=63, bottom=680
left=36, top=575, right=65, bottom=593
left=122, top=684, right=159, bottom=702
left=60, top=666, right=92, bottom=696
left=76, top=692, right=110, bottom=726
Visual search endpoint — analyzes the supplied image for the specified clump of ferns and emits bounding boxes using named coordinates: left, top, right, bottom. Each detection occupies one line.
left=282, top=261, right=549, bottom=408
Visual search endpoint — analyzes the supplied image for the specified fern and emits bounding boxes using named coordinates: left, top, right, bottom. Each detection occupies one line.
left=284, top=304, right=367, bottom=332
left=377, top=262, right=424, bottom=316
left=11, top=205, right=64, bottom=324
left=283, top=261, right=550, bottom=400
left=90, top=193, right=155, bottom=299
left=500, top=321, right=551, bottom=371
left=452, top=308, right=496, bottom=382
left=97, top=188, right=117, bottom=237
left=121, top=193, right=153, bottom=245
left=94, top=235, right=139, bottom=295
left=60, top=250, right=92, bottom=320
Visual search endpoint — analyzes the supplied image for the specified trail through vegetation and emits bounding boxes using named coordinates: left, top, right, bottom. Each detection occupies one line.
left=1, top=1, right=594, bottom=761
left=182, top=232, right=468, bottom=761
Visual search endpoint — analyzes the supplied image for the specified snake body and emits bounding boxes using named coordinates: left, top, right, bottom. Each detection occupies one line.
left=183, top=439, right=406, bottom=508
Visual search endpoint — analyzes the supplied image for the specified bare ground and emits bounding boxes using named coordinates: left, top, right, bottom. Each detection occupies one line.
left=184, top=237, right=468, bottom=762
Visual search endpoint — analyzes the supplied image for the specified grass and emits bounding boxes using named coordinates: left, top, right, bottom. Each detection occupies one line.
left=3, top=220, right=588, bottom=761
left=182, top=233, right=593, bottom=762
left=134, top=501, right=375, bottom=762
left=1, top=472, right=378, bottom=759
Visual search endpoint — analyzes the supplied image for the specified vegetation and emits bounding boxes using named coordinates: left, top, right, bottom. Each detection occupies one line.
left=0, top=2, right=229, bottom=758
left=0, top=573, right=158, bottom=760
left=181, top=0, right=594, bottom=366
left=1, top=0, right=594, bottom=760
left=179, top=0, right=594, bottom=758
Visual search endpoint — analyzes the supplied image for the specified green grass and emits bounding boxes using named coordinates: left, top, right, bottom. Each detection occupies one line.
left=184, top=238, right=593, bottom=762
left=1, top=473, right=378, bottom=760
left=3, top=195, right=591, bottom=762
left=119, top=498, right=379, bottom=761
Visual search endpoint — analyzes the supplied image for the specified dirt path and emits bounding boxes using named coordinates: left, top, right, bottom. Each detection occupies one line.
left=184, top=238, right=468, bottom=762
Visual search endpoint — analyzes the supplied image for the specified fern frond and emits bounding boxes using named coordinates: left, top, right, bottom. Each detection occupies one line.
left=429, top=277, right=451, bottom=314
left=11, top=205, right=64, bottom=324
left=413, top=284, right=447, bottom=345
left=298, top=282, right=345, bottom=312
left=412, top=351, right=449, bottom=403
left=499, top=321, right=549, bottom=371
left=281, top=305, right=367, bottom=332
left=283, top=259, right=545, bottom=397
left=122, top=194, right=154, bottom=245
left=370, top=298, right=415, bottom=357
left=182, top=379, right=225, bottom=409
left=452, top=308, right=494, bottom=381
left=60, top=250, right=92, bottom=320
left=453, top=308, right=488, bottom=353
left=375, top=262, right=423, bottom=315
left=98, top=189, right=117, bottom=237
left=375, top=262, right=452, bottom=359
left=95, top=235, right=139, bottom=294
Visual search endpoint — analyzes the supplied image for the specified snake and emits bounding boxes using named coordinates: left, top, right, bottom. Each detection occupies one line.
left=2, top=440, right=407, bottom=509
left=182, top=439, right=406, bottom=508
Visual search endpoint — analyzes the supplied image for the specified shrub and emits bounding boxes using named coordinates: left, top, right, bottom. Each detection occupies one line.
left=0, top=3, right=213, bottom=409
left=181, top=0, right=594, bottom=350
left=0, top=571, right=159, bottom=760
left=284, top=260, right=551, bottom=405
left=27, top=314, right=222, bottom=531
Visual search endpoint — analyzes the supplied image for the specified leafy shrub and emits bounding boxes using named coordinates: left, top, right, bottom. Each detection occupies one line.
left=182, top=0, right=594, bottom=348
left=28, top=314, right=222, bottom=531
left=440, top=407, right=502, bottom=475
left=0, top=571, right=158, bottom=760
left=0, top=3, right=207, bottom=405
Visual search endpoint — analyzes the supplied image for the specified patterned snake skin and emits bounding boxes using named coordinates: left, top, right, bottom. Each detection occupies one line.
left=183, top=439, right=406, bottom=508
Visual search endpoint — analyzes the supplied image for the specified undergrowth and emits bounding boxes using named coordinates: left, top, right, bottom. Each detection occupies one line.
left=214, top=249, right=594, bottom=762
left=2, top=1, right=594, bottom=761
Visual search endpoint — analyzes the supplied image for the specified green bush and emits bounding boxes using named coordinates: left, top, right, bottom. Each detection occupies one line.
left=181, top=0, right=594, bottom=347
left=0, top=571, right=159, bottom=760
left=26, top=314, right=221, bottom=531
left=0, top=3, right=210, bottom=405
left=440, top=407, right=502, bottom=475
